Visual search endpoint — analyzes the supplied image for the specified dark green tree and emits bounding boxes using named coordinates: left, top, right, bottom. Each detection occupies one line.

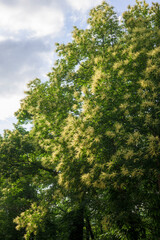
left=0, top=1, right=160, bottom=239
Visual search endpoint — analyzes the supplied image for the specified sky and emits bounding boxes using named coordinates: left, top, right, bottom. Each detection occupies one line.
left=0, top=0, right=158, bottom=135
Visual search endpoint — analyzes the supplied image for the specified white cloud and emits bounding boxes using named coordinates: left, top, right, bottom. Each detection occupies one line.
left=0, top=117, right=17, bottom=135
left=66, top=0, right=102, bottom=12
left=0, top=2, right=64, bottom=38
left=0, top=94, right=24, bottom=120
left=0, top=38, right=52, bottom=95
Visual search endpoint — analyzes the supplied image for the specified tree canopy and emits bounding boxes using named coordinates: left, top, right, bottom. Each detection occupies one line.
left=0, top=1, right=160, bottom=239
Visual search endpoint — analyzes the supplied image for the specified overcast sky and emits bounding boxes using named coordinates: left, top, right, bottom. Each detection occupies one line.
left=0, top=0, right=158, bottom=134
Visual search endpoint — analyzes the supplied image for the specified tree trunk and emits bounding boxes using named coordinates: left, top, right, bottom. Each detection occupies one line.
left=86, top=216, right=94, bottom=240
left=69, top=207, right=84, bottom=240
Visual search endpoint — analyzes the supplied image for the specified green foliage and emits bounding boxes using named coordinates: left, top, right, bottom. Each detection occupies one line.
left=0, top=1, right=160, bottom=239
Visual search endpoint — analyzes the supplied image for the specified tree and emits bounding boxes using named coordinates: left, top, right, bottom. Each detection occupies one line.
left=0, top=127, right=37, bottom=239
left=1, top=1, right=160, bottom=239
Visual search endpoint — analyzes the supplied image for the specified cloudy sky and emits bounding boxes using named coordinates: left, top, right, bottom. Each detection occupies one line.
left=0, top=0, right=158, bottom=134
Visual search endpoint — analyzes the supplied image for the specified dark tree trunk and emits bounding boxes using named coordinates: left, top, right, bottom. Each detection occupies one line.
left=86, top=216, right=94, bottom=240
left=69, top=207, right=84, bottom=240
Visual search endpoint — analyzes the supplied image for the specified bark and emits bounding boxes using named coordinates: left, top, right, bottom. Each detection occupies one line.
left=86, top=216, right=94, bottom=240
left=158, top=174, right=160, bottom=192
left=69, top=207, right=84, bottom=240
